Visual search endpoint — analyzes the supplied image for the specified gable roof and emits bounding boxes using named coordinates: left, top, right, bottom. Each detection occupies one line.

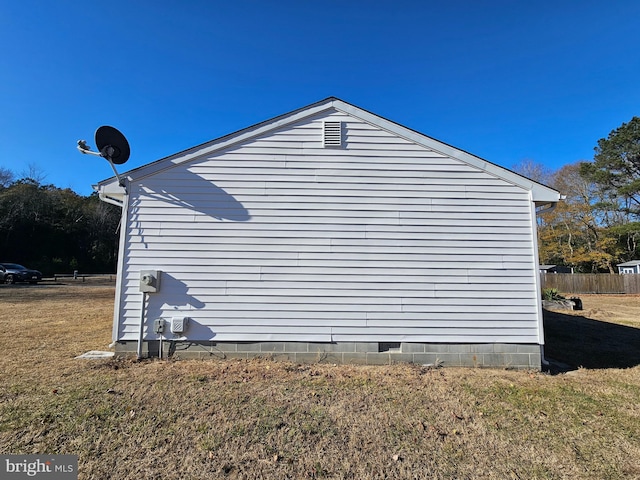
left=96, top=97, right=560, bottom=205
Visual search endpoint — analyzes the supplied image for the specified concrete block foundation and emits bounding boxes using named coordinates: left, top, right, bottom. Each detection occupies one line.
left=115, top=341, right=542, bottom=370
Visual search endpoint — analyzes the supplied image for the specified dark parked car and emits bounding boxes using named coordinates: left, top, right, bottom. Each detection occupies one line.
left=0, top=263, right=43, bottom=284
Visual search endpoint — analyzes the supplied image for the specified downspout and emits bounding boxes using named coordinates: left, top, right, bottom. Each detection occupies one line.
left=540, top=345, right=550, bottom=368
left=533, top=197, right=564, bottom=367
left=94, top=182, right=130, bottom=349
left=531, top=196, right=552, bottom=368
left=538, top=200, right=558, bottom=364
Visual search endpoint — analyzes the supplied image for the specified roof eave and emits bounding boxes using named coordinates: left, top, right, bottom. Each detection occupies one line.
left=330, top=99, right=561, bottom=203
left=95, top=97, right=561, bottom=203
left=96, top=97, right=340, bottom=188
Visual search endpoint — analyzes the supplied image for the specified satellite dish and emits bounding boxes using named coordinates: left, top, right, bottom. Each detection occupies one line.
left=95, top=126, right=130, bottom=165
left=77, top=125, right=130, bottom=188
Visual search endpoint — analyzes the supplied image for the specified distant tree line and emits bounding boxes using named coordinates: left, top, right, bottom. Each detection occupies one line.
left=516, top=116, right=640, bottom=273
left=0, top=168, right=120, bottom=276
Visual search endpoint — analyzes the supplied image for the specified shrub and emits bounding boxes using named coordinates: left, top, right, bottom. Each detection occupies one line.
left=542, top=288, right=565, bottom=301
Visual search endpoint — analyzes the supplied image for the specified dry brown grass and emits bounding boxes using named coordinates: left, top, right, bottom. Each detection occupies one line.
left=1, top=283, right=639, bottom=479
left=570, top=294, right=640, bottom=328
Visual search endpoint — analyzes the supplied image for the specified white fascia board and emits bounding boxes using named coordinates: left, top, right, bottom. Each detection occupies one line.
left=97, top=182, right=126, bottom=195
left=331, top=99, right=560, bottom=204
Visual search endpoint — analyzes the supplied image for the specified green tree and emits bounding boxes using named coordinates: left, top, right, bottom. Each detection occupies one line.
left=0, top=177, right=120, bottom=275
left=580, top=116, right=640, bottom=218
left=607, top=221, right=640, bottom=261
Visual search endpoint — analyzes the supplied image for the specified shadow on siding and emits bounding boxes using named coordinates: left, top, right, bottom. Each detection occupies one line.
left=129, top=173, right=251, bottom=247
left=132, top=169, right=251, bottom=220
left=543, top=309, right=640, bottom=370
left=146, top=273, right=205, bottom=326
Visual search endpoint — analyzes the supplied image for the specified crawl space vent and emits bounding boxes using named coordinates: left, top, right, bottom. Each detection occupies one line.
left=323, top=121, right=342, bottom=147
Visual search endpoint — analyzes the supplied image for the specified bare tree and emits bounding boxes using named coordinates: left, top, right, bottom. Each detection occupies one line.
left=19, top=163, right=47, bottom=185
left=0, top=167, right=14, bottom=188
left=511, top=159, right=553, bottom=185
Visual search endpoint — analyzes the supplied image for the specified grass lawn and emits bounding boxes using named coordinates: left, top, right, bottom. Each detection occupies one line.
left=1, top=282, right=639, bottom=479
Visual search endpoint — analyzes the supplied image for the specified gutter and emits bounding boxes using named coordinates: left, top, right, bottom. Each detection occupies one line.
left=98, top=192, right=124, bottom=208
left=536, top=194, right=565, bottom=216
left=93, top=184, right=126, bottom=208
left=536, top=202, right=557, bottom=216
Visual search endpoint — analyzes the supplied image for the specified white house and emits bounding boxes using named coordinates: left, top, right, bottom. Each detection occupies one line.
left=96, top=98, right=560, bottom=369
left=617, top=260, right=640, bottom=274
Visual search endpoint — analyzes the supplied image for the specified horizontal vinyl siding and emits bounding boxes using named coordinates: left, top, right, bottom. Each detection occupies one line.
left=117, top=110, right=540, bottom=344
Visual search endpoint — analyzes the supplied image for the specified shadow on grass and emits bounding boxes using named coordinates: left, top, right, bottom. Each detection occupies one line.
left=543, top=308, right=640, bottom=370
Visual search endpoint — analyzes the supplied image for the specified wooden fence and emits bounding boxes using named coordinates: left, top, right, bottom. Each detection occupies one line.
left=541, top=273, right=640, bottom=294
left=52, top=273, right=116, bottom=283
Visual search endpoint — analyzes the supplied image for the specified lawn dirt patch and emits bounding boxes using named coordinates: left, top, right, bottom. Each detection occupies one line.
left=1, top=284, right=639, bottom=479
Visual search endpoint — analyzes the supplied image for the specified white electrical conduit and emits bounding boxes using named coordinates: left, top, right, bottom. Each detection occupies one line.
left=136, top=292, right=147, bottom=360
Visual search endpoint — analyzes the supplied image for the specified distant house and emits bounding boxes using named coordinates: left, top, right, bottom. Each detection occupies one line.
left=96, top=97, right=560, bottom=369
left=539, top=265, right=572, bottom=274
left=617, top=260, right=640, bottom=274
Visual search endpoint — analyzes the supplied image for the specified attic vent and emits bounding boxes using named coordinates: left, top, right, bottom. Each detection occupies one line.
left=323, top=121, right=342, bottom=147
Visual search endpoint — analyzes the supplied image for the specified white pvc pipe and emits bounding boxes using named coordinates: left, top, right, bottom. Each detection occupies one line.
left=136, top=292, right=147, bottom=359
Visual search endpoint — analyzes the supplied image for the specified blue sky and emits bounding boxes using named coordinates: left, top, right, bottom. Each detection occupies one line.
left=1, top=0, right=639, bottom=195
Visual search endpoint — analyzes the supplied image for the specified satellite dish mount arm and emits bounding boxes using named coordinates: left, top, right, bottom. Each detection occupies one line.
left=77, top=139, right=127, bottom=189
left=105, top=158, right=126, bottom=188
